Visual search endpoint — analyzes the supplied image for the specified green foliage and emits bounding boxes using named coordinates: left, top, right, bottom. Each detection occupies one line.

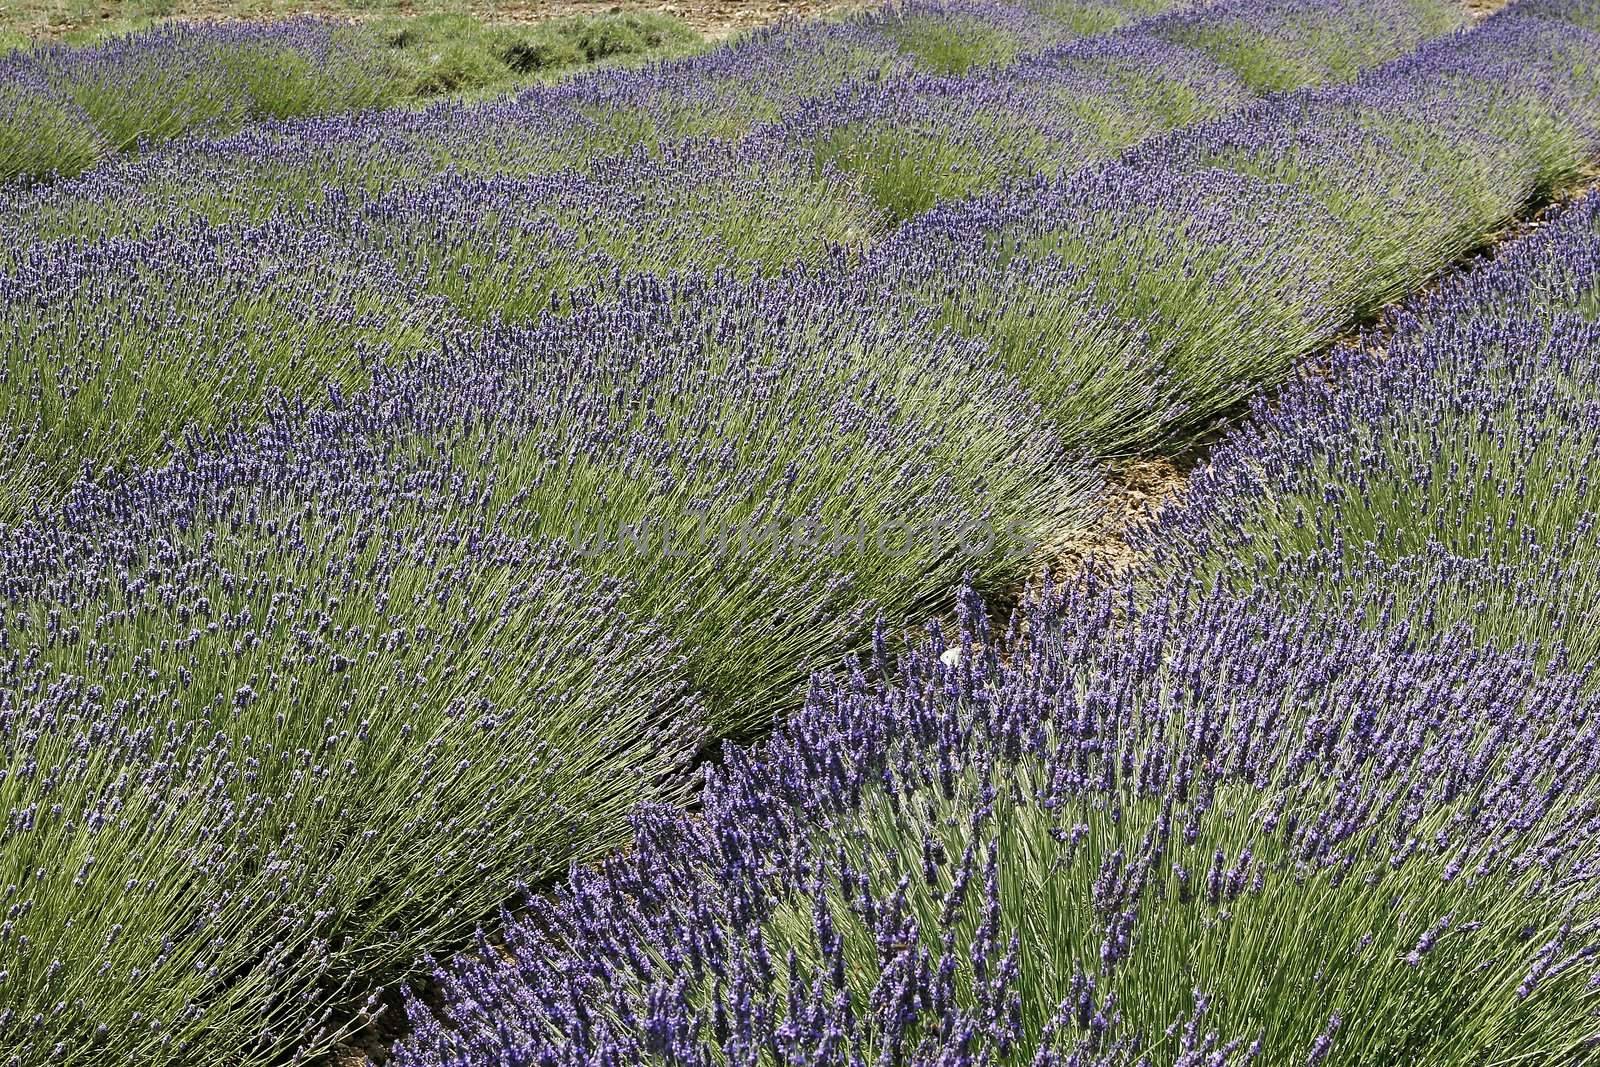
left=914, top=260, right=1180, bottom=457
left=1, top=514, right=703, bottom=1066
left=376, top=11, right=702, bottom=98
left=1158, top=0, right=1465, bottom=93
left=0, top=241, right=439, bottom=513
left=0, top=151, right=887, bottom=516
left=996, top=185, right=1347, bottom=425
left=0, top=83, right=106, bottom=182
left=1156, top=27, right=1319, bottom=93
left=882, top=13, right=1024, bottom=73
left=814, top=124, right=1007, bottom=222
left=1020, top=0, right=1126, bottom=34
left=766, top=710, right=1598, bottom=1064
left=0, top=11, right=702, bottom=186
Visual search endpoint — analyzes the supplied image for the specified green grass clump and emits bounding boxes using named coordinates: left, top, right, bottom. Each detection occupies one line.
left=374, top=10, right=700, bottom=98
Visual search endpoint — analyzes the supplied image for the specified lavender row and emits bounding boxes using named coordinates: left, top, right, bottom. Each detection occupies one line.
left=0, top=144, right=887, bottom=512
left=388, top=20, right=1600, bottom=1063
left=0, top=0, right=1478, bottom=516
left=0, top=0, right=1458, bottom=245
left=760, top=0, right=1464, bottom=221
left=0, top=0, right=1181, bottom=217
left=1141, top=191, right=1600, bottom=672
left=392, top=572, right=1600, bottom=1065
left=0, top=4, right=1594, bottom=1064
left=0, top=19, right=416, bottom=185
left=864, top=2, right=1600, bottom=457
left=0, top=271, right=1083, bottom=1066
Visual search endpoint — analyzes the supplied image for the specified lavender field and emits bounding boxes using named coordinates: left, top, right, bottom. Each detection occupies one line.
left=2, top=0, right=1600, bottom=1064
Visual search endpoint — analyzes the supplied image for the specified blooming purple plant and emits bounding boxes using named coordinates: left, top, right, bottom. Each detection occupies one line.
left=0, top=0, right=1493, bottom=521
left=2, top=4, right=1600, bottom=1066
left=858, top=0, right=1600, bottom=457
left=0, top=458, right=706, bottom=1066
left=1508, top=0, right=1600, bottom=33
left=0, top=0, right=1185, bottom=240
left=0, top=137, right=885, bottom=513
left=860, top=160, right=1345, bottom=453
left=755, top=31, right=1252, bottom=221
left=1148, top=0, right=1462, bottom=92
left=0, top=267, right=1081, bottom=1064
left=392, top=576, right=1600, bottom=1065
left=757, top=0, right=1463, bottom=222
left=1141, top=191, right=1600, bottom=671
left=0, top=19, right=411, bottom=183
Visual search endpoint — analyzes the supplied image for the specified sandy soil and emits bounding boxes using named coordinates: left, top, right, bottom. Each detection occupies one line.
left=1035, top=458, right=1189, bottom=581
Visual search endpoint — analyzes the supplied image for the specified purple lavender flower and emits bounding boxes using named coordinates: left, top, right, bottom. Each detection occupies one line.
left=390, top=577, right=1600, bottom=1066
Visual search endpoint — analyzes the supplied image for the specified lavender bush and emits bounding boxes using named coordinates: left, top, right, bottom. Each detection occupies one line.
left=866, top=1, right=1600, bottom=458
left=0, top=0, right=1118, bottom=241
left=0, top=142, right=881, bottom=512
left=1150, top=0, right=1461, bottom=91
left=862, top=162, right=1346, bottom=455
left=771, top=0, right=1464, bottom=220
left=0, top=72, right=104, bottom=185
left=0, top=459, right=705, bottom=1066
left=1521, top=0, right=1600, bottom=30
left=763, top=33, right=1253, bottom=222
left=394, top=578, right=1600, bottom=1065
left=3, top=3, right=1600, bottom=1064
left=361, top=146, right=886, bottom=321
left=0, top=216, right=444, bottom=512
left=1, top=0, right=1554, bottom=518
left=0, top=19, right=411, bottom=184
left=0, top=271, right=1079, bottom=1064
left=1133, top=11, right=1600, bottom=313
left=0, top=0, right=1176, bottom=216
left=855, top=0, right=1088, bottom=73
left=1144, top=192, right=1600, bottom=670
